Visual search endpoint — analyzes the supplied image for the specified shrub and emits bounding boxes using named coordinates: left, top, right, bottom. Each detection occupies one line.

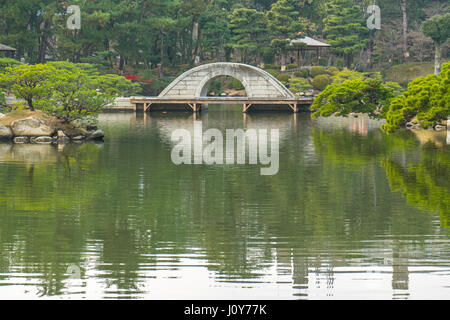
left=294, top=69, right=309, bottom=78
left=318, top=57, right=328, bottom=67
left=264, top=64, right=279, bottom=70
left=312, top=74, right=330, bottom=90
left=265, top=69, right=280, bottom=78
left=326, top=67, right=340, bottom=76
left=311, top=78, right=402, bottom=119
left=286, top=64, right=298, bottom=70
left=331, top=70, right=382, bottom=84
left=208, top=80, right=222, bottom=93
left=276, top=73, right=290, bottom=85
left=288, top=78, right=312, bottom=93
left=0, top=58, right=21, bottom=73
left=382, top=62, right=449, bottom=132
left=310, top=66, right=326, bottom=77
left=232, top=78, right=245, bottom=90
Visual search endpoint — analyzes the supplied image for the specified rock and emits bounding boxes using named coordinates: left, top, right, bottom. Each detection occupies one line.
left=30, top=136, right=53, bottom=144
left=13, top=136, right=29, bottom=144
left=0, top=124, right=13, bottom=141
left=11, top=117, right=53, bottom=137
left=72, top=135, right=85, bottom=141
left=57, top=136, right=71, bottom=144
left=86, top=129, right=104, bottom=140
left=86, top=124, right=98, bottom=131
left=57, top=130, right=67, bottom=137
left=434, top=125, right=446, bottom=131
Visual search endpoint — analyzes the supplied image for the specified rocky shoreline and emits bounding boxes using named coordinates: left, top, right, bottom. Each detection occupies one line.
left=0, top=113, right=104, bottom=144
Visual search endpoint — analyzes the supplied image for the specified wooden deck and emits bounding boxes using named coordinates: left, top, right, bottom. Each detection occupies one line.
left=129, top=96, right=314, bottom=113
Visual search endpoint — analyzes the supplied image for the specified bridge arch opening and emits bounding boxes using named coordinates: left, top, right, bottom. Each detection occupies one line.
left=201, top=75, right=247, bottom=97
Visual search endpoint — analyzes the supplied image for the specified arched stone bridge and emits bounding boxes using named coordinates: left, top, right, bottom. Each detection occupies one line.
left=159, top=62, right=295, bottom=99
left=128, top=63, right=314, bottom=113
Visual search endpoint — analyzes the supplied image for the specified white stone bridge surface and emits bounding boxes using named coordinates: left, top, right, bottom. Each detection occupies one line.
left=159, top=62, right=295, bottom=99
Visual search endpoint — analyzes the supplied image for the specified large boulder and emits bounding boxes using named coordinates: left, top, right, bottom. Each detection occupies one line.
left=0, top=124, right=12, bottom=141
left=11, top=117, right=54, bottom=137
left=86, top=129, right=104, bottom=141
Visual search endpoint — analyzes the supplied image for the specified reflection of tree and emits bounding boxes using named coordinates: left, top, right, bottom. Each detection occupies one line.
left=381, top=146, right=450, bottom=227
left=0, top=143, right=111, bottom=296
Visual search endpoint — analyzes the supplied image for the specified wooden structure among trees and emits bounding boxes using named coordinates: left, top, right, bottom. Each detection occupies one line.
left=288, top=37, right=331, bottom=66
left=0, top=44, right=16, bottom=58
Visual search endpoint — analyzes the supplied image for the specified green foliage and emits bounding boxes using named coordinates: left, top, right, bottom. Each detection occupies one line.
left=384, top=62, right=435, bottom=87
left=311, top=77, right=401, bottom=118
left=0, top=61, right=139, bottom=122
left=326, top=67, right=340, bottom=76
left=265, top=69, right=280, bottom=78
left=312, top=74, right=330, bottom=90
left=34, top=67, right=111, bottom=122
left=232, top=78, right=245, bottom=90
left=95, top=74, right=141, bottom=96
left=276, top=73, right=290, bottom=85
left=0, top=0, right=442, bottom=74
left=310, top=66, right=326, bottom=77
left=294, top=69, right=309, bottom=78
left=263, top=64, right=279, bottom=70
left=0, top=58, right=21, bottom=73
left=286, top=64, right=297, bottom=70
left=382, top=62, right=450, bottom=132
left=263, top=47, right=275, bottom=64
left=331, top=70, right=382, bottom=84
left=421, top=13, right=450, bottom=74
left=0, top=91, right=5, bottom=106
left=421, top=13, right=450, bottom=46
left=266, top=0, right=304, bottom=40
left=288, top=78, right=312, bottom=93
left=0, top=64, right=55, bottom=110
left=323, top=0, right=368, bottom=66
left=229, top=8, right=267, bottom=63
left=208, top=80, right=222, bottom=93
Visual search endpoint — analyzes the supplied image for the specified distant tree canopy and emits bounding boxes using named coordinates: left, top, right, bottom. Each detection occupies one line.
left=0, top=0, right=446, bottom=72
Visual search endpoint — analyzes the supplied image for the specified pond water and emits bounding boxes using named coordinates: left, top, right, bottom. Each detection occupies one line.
left=0, top=105, right=449, bottom=299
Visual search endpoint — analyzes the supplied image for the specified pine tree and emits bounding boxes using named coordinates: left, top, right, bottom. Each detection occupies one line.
left=229, top=8, right=267, bottom=64
left=323, top=0, right=369, bottom=68
left=266, top=0, right=304, bottom=67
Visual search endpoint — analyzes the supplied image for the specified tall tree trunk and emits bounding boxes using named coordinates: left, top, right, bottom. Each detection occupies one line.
left=367, top=31, right=374, bottom=69
left=119, top=56, right=125, bottom=74
left=160, top=31, right=165, bottom=77
left=191, top=22, right=200, bottom=67
left=400, top=0, right=409, bottom=60
left=434, top=43, right=442, bottom=75
left=38, top=19, right=51, bottom=63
